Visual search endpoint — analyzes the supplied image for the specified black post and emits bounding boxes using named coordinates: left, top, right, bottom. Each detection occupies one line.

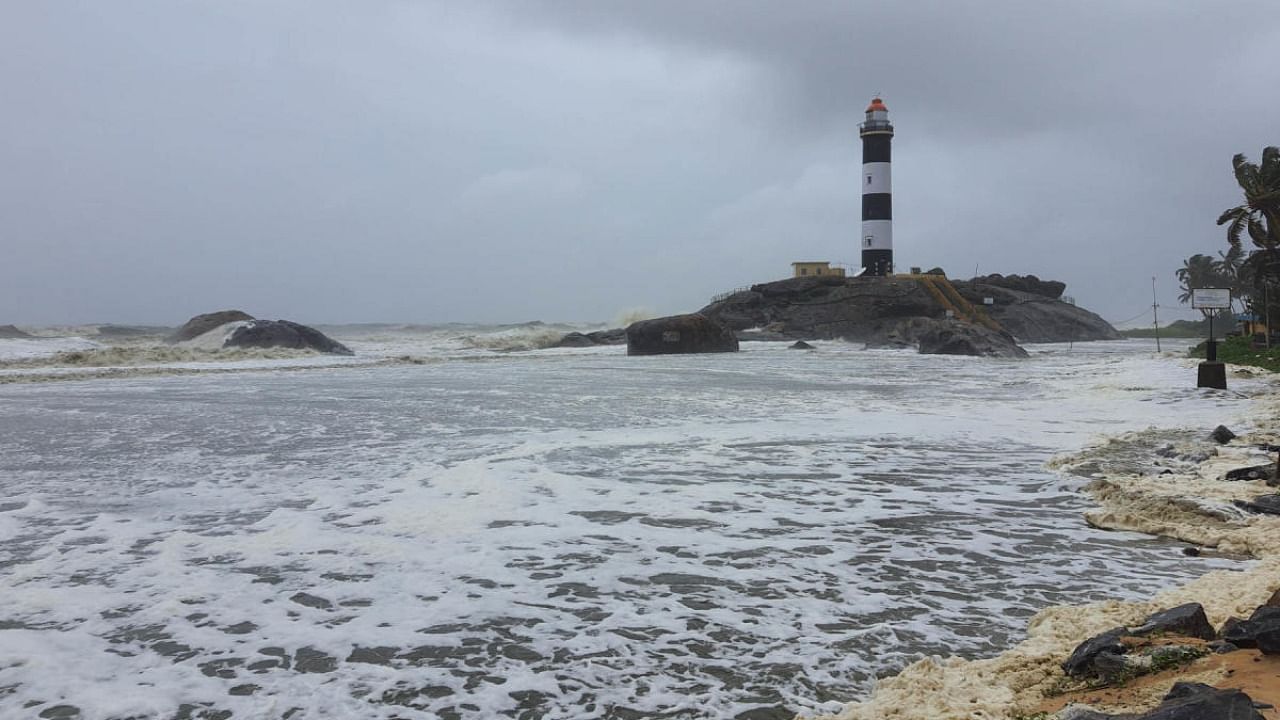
left=1207, top=314, right=1217, bottom=362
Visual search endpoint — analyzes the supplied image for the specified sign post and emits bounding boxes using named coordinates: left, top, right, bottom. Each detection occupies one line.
left=1192, top=288, right=1231, bottom=389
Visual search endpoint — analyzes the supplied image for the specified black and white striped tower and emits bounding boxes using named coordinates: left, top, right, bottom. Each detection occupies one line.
left=859, top=97, right=894, bottom=276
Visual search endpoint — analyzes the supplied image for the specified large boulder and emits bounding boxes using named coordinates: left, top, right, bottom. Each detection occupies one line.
left=914, top=318, right=1029, bottom=358
left=626, top=314, right=738, bottom=356
left=225, top=320, right=353, bottom=355
left=1131, top=603, right=1216, bottom=641
left=1069, top=682, right=1265, bottom=720
left=167, top=310, right=255, bottom=344
left=0, top=324, right=33, bottom=339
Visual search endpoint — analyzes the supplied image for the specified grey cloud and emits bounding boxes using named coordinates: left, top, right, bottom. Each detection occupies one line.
left=2, top=1, right=1277, bottom=325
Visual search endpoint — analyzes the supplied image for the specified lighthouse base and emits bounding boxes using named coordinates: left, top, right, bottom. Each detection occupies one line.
left=861, top=250, right=893, bottom=277
left=1197, top=361, right=1227, bottom=390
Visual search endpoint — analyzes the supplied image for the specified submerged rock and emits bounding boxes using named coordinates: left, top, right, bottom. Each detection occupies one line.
left=0, top=324, right=33, bottom=339
left=1210, top=425, right=1237, bottom=444
left=788, top=340, right=815, bottom=350
left=167, top=310, right=255, bottom=344
left=1234, top=495, right=1280, bottom=516
left=226, top=320, right=352, bottom=356
left=555, top=328, right=627, bottom=348
left=1224, top=463, right=1276, bottom=483
left=626, top=313, right=738, bottom=356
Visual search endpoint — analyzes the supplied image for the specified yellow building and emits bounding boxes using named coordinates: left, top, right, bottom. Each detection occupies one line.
left=791, top=261, right=846, bottom=278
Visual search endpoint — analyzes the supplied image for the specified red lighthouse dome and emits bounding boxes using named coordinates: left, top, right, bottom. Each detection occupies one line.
left=866, top=97, right=888, bottom=113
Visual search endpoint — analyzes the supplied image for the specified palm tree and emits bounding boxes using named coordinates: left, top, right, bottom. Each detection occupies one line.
left=1218, top=147, right=1280, bottom=250
left=1176, top=254, right=1222, bottom=305
left=1219, top=148, right=1280, bottom=342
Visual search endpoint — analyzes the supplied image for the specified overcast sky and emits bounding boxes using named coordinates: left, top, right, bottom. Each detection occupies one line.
left=2, top=1, right=1278, bottom=326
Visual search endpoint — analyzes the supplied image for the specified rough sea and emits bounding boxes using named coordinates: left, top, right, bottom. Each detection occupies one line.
left=0, top=329, right=1264, bottom=719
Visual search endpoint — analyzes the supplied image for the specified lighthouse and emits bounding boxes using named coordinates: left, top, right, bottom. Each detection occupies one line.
left=859, top=97, right=894, bottom=276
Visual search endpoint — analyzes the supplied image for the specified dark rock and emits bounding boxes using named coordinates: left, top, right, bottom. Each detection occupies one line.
left=167, top=310, right=254, bottom=343
left=924, top=267, right=947, bottom=276
left=1225, top=464, right=1276, bottom=482
left=556, top=332, right=596, bottom=348
left=1182, top=546, right=1201, bottom=557
left=914, top=318, right=1029, bottom=358
left=1221, top=613, right=1280, bottom=650
left=1249, top=606, right=1280, bottom=622
left=971, top=273, right=1067, bottom=299
left=1256, top=627, right=1280, bottom=654
left=1150, top=682, right=1263, bottom=719
left=588, top=328, right=627, bottom=344
left=1131, top=603, right=1216, bottom=641
left=226, top=320, right=353, bottom=355
left=0, top=324, right=34, bottom=339
left=1211, top=425, right=1238, bottom=444
left=626, top=314, right=738, bottom=356
left=1208, top=640, right=1239, bottom=654
left=1063, top=627, right=1128, bottom=678
left=1233, top=495, right=1280, bottom=516
left=555, top=328, right=627, bottom=348
left=1068, top=682, right=1266, bottom=719
left=789, top=341, right=815, bottom=350
left=1263, top=588, right=1280, bottom=608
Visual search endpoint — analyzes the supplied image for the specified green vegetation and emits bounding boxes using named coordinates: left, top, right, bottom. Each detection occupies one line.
left=1121, top=319, right=1208, bottom=338
left=1190, top=334, right=1280, bottom=372
left=1175, top=146, right=1280, bottom=327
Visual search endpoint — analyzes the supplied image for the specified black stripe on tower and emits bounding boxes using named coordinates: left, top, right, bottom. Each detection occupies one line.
left=862, top=250, right=892, bottom=276
left=861, top=193, right=892, bottom=221
left=862, top=135, right=891, bottom=163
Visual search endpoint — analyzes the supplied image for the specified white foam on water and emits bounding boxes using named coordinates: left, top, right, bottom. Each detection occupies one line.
left=0, top=337, right=1268, bottom=719
left=0, top=336, right=102, bottom=361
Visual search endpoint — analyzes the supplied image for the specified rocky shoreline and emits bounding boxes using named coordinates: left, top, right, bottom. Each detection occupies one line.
left=804, top=363, right=1280, bottom=720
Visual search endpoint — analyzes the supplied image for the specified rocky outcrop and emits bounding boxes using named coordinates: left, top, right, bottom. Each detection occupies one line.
left=700, top=276, right=944, bottom=342
left=913, top=318, right=1029, bottom=358
left=626, top=314, right=738, bottom=356
left=698, top=275, right=1117, bottom=350
left=555, top=328, right=627, bottom=348
left=0, top=324, right=33, bottom=339
left=950, top=280, right=1120, bottom=344
left=971, top=273, right=1067, bottom=299
left=167, top=310, right=254, bottom=344
left=225, top=320, right=353, bottom=355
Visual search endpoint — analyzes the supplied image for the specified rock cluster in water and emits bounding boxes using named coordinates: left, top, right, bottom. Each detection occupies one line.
left=553, top=272, right=1117, bottom=357
left=169, top=311, right=353, bottom=355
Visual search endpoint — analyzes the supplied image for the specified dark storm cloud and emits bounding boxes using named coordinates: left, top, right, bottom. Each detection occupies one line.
left=2, top=1, right=1277, bottom=325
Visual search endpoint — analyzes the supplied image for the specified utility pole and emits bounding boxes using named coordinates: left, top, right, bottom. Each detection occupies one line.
left=1152, top=276, right=1161, bottom=352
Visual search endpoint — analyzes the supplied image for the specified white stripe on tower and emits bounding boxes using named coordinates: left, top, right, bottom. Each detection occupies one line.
left=860, top=96, right=894, bottom=276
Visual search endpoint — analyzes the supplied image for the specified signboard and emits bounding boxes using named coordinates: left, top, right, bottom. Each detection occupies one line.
left=1191, top=288, right=1231, bottom=310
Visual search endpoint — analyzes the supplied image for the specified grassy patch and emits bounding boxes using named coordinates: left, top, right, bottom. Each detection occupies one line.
left=1189, top=335, right=1280, bottom=372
